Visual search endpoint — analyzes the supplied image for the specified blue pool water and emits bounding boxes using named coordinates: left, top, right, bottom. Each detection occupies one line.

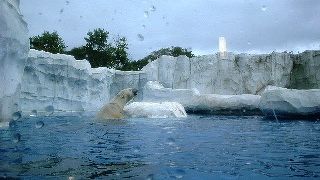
left=0, top=115, right=320, bottom=179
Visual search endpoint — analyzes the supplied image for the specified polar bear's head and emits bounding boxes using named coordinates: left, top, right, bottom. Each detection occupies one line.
left=112, top=88, right=138, bottom=106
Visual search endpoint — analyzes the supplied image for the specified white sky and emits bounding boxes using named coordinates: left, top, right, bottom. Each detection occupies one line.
left=20, top=0, right=320, bottom=60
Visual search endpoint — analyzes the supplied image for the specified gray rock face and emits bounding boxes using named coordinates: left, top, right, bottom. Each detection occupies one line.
left=142, top=52, right=293, bottom=95
left=259, top=87, right=320, bottom=119
left=20, top=50, right=146, bottom=114
left=289, top=50, right=320, bottom=89
left=0, top=0, right=29, bottom=122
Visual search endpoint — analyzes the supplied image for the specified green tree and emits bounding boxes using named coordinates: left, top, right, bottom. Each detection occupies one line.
left=129, top=46, right=195, bottom=70
left=141, top=46, right=194, bottom=62
left=30, top=31, right=66, bottom=54
left=171, top=46, right=194, bottom=58
left=67, top=46, right=86, bottom=60
left=84, top=28, right=113, bottom=68
left=113, top=37, right=130, bottom=70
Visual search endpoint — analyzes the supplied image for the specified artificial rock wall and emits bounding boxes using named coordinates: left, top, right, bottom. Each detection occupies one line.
left=143, top=52, right=293, bottom=95
left=20, top=50, right=146, bottom=114
left=19, top=49, right=320, bottom=114
left=0, top=0, right=29, bottom=122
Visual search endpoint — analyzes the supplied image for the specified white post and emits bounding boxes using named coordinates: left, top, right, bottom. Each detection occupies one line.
left=219, top=37, right=227, bottom=59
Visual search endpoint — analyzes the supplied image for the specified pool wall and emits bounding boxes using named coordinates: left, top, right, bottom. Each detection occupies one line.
left=19, top=49, right=320, bottom=115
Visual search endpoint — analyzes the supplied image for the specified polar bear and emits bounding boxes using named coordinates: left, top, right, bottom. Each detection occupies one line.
left=96, top=88, right=138, bottom=120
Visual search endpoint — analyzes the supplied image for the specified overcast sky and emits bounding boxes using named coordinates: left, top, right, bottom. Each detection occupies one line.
left=20, top=0, right=320, bottom=60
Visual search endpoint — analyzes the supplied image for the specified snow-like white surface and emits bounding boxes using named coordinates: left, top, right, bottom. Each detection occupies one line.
left=124, top=102, right=187, bottom=118
left=259, top=87, right=320, bottom=118
left=144, top=81, right=165, bottom=90
left=0, top=0, right=29, bottom=122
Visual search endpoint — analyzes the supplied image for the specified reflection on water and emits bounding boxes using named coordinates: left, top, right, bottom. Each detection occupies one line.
left=0, top=115, right=319, bottom=179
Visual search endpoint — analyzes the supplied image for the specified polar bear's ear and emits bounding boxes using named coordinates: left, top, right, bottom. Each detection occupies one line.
left=121, top=94, right=125, bottom=99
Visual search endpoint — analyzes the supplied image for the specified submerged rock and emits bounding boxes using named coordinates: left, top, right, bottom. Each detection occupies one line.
left=259, top=87, right=320, bottom=119
left=124, top=102, right=187, bottom=118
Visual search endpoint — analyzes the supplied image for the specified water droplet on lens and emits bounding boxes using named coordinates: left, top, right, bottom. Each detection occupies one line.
left=261, top=5, right=267, bottom=11
left=137, top=34, right=144, bottom=41
left=247, top=41, right=252, bottom=46
left=45, top=105, right=54, bottom=115
left=30, top=110, right=37, bottom=117
left=13, top=133, right=21, bottom=143
left=133, top=147, right=140, bottom=153
left=174, top=169, right=185, bottom=179
left=12, top=112, right=21, bottom=121
left=9, top=121, right=16, bottom=128
left=146, top=174, right=154, bottom=180
left=142, top=24, right=146, bottom=29
left=13, top=103, right=18, bottom=109
left=35, top=121, right=44, bottom=129
left=144, top=11, right=149, bottom=18
left=150, top=5, right=156, bottom=12
left=167, top=137, right=175, bottom=145
left=59, top=9, right=64, bottom=14
left=66, top=1, right=70, bottom=5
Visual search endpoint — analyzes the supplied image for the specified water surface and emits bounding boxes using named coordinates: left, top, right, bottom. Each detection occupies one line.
left=0, top=115, right=319, bottom=179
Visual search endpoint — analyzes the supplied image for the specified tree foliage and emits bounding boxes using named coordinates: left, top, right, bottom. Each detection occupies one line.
left=129, top=46, right=195, bottom=71
left=32, top=29, right=195, bottom=71
left=113, top=37, right=130, bottom=70
left=30, top=31, right=66, bottom=54
left=67, top=46, right=86, bottom=60
left=84, top=28, right=114, bottom=68
left=67, top=28, right=130, bottom=70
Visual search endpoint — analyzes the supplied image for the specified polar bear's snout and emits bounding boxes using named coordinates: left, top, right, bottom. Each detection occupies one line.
left=132, top=88, right=138, bottom=96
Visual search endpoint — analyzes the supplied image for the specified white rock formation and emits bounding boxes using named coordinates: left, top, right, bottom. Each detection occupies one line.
left=142, top=53, right=293, bottom=95
left=124, top=102, right=187, bottom=118
left=0, top=0, right=29, bottom=122
left=142, top=81, right=197, bottom=107
left=142, top=81, right=261, bottom=115
left=189, top=94, right=261, bottom=115
left=18, top=49, right=320, bottom=117
left=259, top=87, right=320, bottom=119
left=20, top=50, right=147, bottom=115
